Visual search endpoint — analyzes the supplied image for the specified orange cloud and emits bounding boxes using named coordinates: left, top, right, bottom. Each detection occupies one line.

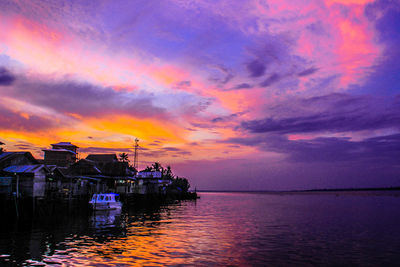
left=84, top=115, right=186, bottom=144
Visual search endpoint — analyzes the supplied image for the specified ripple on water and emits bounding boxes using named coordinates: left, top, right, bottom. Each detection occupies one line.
left=2, top=192, right=400, bottom=266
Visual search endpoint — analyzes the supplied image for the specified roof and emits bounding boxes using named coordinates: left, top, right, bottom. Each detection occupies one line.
left=3, top=164, right=48, bottom=173
left=46, top=165, right=58, bottom=171
left=0, top=152, right=14, bottom=160
left=73, top=176, right=101, bottom=181
left=0, top=152, right=38, bottom=164
left=0, top=152, right=28, bottom=160
left=43, top=149, right=76, bottom=154
left=86, top=154, right=118, bottom=162
left=67, top=159, right=102, bottom=175
left=51, top=142, right=78, bottom=148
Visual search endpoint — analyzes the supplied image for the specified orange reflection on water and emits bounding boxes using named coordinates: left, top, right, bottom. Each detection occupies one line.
left=51, top=201, right=249, bottom=266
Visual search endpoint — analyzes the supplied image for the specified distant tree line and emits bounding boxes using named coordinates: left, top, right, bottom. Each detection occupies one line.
left=143, top=161, right=190, bottom=193
left=108, top=153, right=192, bottom=193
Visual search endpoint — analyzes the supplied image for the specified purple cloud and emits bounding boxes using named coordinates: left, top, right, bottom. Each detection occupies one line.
left=259, top=73, right=280, bottom=87
left=6, top=79, right=166, bottom=118
left=232, top=83, right=253, bottom=90
left=298, top=67, right=319, bottom=77
left=0, top=67, right=16, bottom=86
left=224, top=133, right=400, bottom=164
left=242, top=94, right=400, bottom=134
left=246, top=60, right=266, bottom=77
left=79, top=147, right=133, bottom=154
left=139, top=146, right=192, bottom=158
left=0, top=70, right=214, bottom=123
left=0, top=104, right=55, bottom=131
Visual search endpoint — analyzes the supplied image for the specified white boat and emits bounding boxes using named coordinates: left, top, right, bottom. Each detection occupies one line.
left=89, top=193, right=122, bottom=211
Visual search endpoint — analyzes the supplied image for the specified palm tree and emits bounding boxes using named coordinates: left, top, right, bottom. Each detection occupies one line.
left=144, top=166, right=152, bottom=172
left=119, top=152, right=129, bottom=162
left=164, top=165, right=173, bottom=179
left=0, top=141, right=4, bottom=154
left=152, top=162, right=162, bottom=172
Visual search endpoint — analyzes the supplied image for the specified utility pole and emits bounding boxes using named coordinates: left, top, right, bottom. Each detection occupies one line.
left=133, top=138, right=139, bottom=170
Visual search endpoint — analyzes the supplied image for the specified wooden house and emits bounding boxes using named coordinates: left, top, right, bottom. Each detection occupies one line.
left=0, top=152, right=38, bottom=170
left=43, top=142, right=78, bottom=167
left=45, top=163, right=103, bottom=199
left=3, top=165, right=49, bottom=198
left=85, top=154, right=133, bottom=176
left=135, top=171, right=171, bottom=194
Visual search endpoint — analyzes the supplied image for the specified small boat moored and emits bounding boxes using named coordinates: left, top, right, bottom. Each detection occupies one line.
left=89, top=193, right=122, bottom=211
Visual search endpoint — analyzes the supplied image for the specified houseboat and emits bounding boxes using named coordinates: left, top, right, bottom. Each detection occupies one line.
left=89, top=193, right=122, bottom=211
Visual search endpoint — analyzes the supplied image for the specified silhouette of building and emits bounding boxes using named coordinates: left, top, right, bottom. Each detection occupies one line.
left=43, top=142, right=78, bottom=167
left=0, top=152, right=38, bottom=170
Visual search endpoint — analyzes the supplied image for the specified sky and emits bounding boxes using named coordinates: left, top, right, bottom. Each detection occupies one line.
left=0, top=0, right=399, bottom=190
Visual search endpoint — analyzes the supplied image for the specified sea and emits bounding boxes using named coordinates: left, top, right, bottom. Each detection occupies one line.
left=1, top=191, right=400, bottom=266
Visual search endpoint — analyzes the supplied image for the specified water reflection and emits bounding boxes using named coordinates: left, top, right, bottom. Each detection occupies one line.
left=1, top=192, right=400, bottom=266
left=90, top=209, right=124, bottom=231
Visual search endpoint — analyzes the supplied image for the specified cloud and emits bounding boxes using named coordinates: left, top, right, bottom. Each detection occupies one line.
left=0, top=67, right=16, bottom=86
left=5, top=78, right=167, bottom=119
left=208, top=64, right=234, bottom=85
left=224, top=83, right=254, bottom=91
left=259, top=73, right=281, bottom=87
left=138, top=146, right=192, bottom=159
left=224, top=133, right=400, bottom=164
left=246, top=60, right=266, bottom=77
left=0, top=70, right=213, bottom=122
left=297, top=67, right=319, bottom=77
left=280, top=134, right=400, bottom=163
left=235, top=83, right=253, bottom=89
left=242, top=93, right=400, bottom=134
left=79, top=147, right=133, bottom=154
left=211, top=112, right=243, bottom=123
left=174, top=80, right=192, bottom=90
left=0, top=104, right=55, bottom=132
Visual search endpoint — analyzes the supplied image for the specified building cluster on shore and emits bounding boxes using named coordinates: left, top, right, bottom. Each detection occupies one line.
left=0, top=142, right=190, bottom=203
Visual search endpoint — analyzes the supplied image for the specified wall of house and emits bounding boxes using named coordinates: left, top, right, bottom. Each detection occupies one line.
left=18, top=175, right=34, bottom=197
left=44, top=151, right=74, bottom=167
left=32, top=170, right=46, bottom=197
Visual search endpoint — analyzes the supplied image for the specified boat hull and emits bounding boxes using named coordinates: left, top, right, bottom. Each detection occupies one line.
left=90, top=202, right=122, bottom=211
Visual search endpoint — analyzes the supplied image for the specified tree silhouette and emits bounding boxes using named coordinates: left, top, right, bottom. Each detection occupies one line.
left=143, top=166, right=152, bottom=172
left=171, top=176, right=190, bottom=192
left=0, top=141, right=4, bottom=153
left=152, top=162, right=162, bottom=172
left=163, top=165, right=173, bottom=179
left=119, top=152, right=129, bottom=162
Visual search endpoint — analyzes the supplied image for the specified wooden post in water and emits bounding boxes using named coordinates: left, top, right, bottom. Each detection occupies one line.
left=16, top=173, right=19, bottom=198
left=14, top=173, right=19, bottom=218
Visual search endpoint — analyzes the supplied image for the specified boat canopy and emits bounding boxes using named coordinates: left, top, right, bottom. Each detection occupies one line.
left=91, top=193, right=119, bottom=203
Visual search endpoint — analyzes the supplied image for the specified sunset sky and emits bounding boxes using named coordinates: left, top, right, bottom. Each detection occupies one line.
left=0, top=0, right=399, bottom=190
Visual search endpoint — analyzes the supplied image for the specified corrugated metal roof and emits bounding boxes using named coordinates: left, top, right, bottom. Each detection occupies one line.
left=0, top=152, right=26, bottom=160
left=4, top=164, right=47, bottom=173
left=86, top=154, right=118, bottom=162
left=51, top=142, right=78, bottom=147
left=43, top=149, right=76, bottom=154
left=0, top=152, right=11, bottom=160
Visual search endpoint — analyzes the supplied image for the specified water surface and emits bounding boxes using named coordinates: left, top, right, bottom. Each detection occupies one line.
left=1, top=191, right=400, bottom=266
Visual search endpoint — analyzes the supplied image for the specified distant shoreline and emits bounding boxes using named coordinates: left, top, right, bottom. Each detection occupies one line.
left=197, top=186, right=400, bottom=193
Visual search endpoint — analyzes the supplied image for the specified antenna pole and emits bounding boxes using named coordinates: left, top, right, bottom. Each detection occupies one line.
left=133, top=138, right=139, bottom=170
